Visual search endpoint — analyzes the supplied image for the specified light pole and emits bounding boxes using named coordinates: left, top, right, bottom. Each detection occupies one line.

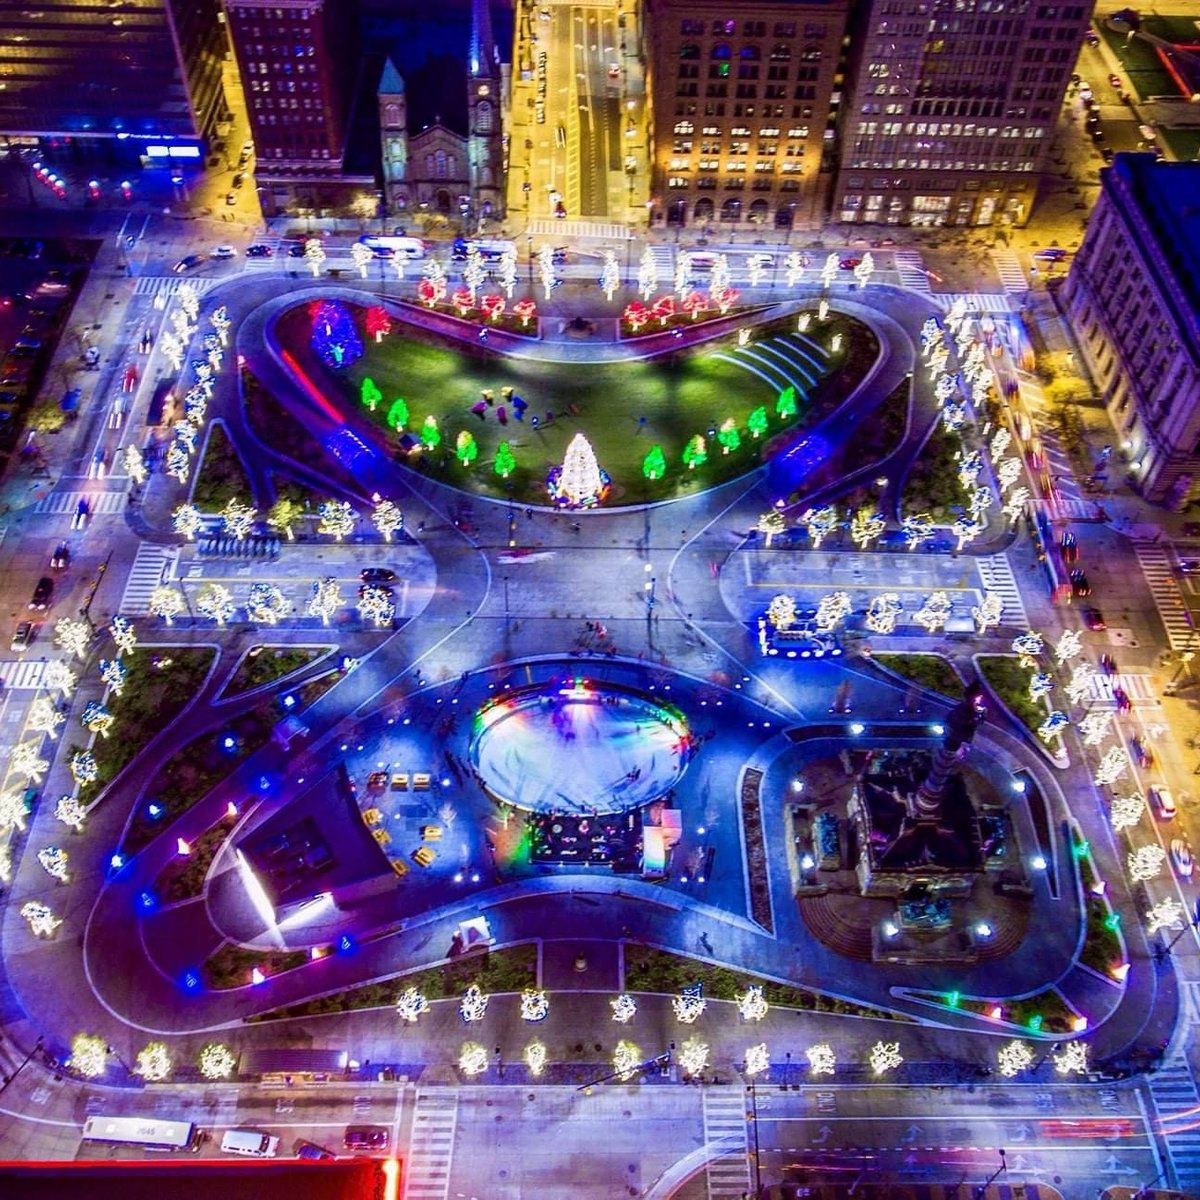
left=747, top=1081, right=763, bottom=1198
left=974, top=1148, right=1006, bottom=1198
left=0, top=1035, right=44, bottom=1094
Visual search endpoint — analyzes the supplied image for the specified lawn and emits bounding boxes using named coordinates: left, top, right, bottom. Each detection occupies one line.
left=872, top=653, right=965, bottom=701
left=223, top=645, right=330, bottom=697
left=154, top=813, right=237, bottom=903
left=976, top=655, right=1046, bottom=739
left=901, top=424, right=969, bottom=518
left=192, top=422, right=252, bottom=511
left=1096, top=17, right=1184, bottom=100
left=275, top=302, right=879, bottom=505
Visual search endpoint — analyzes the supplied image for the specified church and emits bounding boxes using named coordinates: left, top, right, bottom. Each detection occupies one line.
left=378, top=0, right=507, bottom=230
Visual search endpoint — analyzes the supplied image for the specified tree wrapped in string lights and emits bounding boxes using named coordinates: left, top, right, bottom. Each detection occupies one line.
left=310, top=300, right=363, bottom=369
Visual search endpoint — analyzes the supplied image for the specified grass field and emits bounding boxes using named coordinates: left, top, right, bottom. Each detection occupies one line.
left=275, top=303, right=878, bottom=505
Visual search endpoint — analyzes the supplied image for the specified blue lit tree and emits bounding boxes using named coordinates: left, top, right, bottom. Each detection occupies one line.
left=311, top=301, right=363, bottom=369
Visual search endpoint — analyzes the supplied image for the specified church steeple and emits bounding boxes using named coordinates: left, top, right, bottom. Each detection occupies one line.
left=377, top=58, right=408, bottom=217
left=466, top=0, right=503, bottom=223
left=468, top=0, right=496, bottom=79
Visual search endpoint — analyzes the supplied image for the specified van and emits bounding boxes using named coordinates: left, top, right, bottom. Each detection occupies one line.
left=221, top=1129, right=280, bottom=1158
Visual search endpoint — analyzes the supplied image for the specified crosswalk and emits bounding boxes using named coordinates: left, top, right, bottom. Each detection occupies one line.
left=1133, top=543, right=1195, bottom=650
left=976, top=553, right=1028, bottom=626
left=1091, top=672, right=1159, bottom=707
left=1147, top=1056, right=1200, bottom=1188
left=893, top=250, right=932, bottom=294
left=529, top=218, right=629, bottom=242
left=34, top=490, right=126, bottom=517
left=936, top=291, right=1012, bottom=314
left=702, top=1088, right=752, bottom=1199
left=403, top=1089, right=458, bottom=1200
left=991, top=249, right=1028, bottom=294
left=131, top=276, right=218, bottom=299
left=0, top=660, right=47, bottom=691
left=119, top=542, right=173, bottom=614
left=1034, top=497, right=1105, bottom=522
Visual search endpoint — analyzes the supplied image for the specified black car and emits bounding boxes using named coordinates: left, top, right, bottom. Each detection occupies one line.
left=295, top=1140, right=336, bottom=1161
left=1070, top=568, right=1091, bottom=597
left=287, top=243, right=308, bottom=258
left=343, top=1126, right=388, bottom=1151
left=50, top=543, right=70, bottom=570
left=360, top=567, right=397, bottom=583
left=172, top=253, right=207, bottom=273
left=246, top=244, right=274, bottom=258
left=29, top=576, right=54, bottom=610
left=1082, top=606, right=1106, bottom=631
left=1060, top=530, right=1078, bottom=562
left=1101, top=147, right=1115, bottom=162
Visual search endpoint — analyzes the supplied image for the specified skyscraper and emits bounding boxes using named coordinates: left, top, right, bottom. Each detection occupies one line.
left=0, top=0, right=229, bottom=152
left=833, top=0, right=1091, bottom=227
left=646, top=0, right=852, bottom=232
left=224, top=0, right=367, bottom=213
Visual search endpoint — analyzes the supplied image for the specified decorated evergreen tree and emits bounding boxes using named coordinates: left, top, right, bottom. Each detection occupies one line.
left=494, top=442, right=516, bottom=479
left=386, top=397, right=409, bottom=430
left=717, top=419, right=741, bottom=455
left=747, top=406, right=769, bottom=438
left=642, top=445, right=666, bottom=481
left=310, top=300, right=363, bottom=369
left=361, top=377, right=383, bottom=411
left=421, top=415, right=441, bottom=450
left=456, top=430, right=478, bottom=466
left=776, top=385, right=797, bottom=419
left=682, top=435, right=708, bottom=470
left=557, top=434, right=603, bottom=505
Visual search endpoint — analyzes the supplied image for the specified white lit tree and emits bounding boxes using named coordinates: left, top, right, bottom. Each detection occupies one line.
left=372, top=499, right=404, bottom=541
left=802, top=506, right=838, bottom=550
left=124, top=444, right=148, bottom=486
left=820, top=252, right=839, bottom=288
left=173, top=421, right=197, bottom=455
left=21, top=901, right=61, bottom=938
left=1079, top=710, right=1112, bottom=747
left=98, top=655, right=126, bottom=697
left=1109, top=792, right=1145, bottom=832
left=54, top=794, right=87, bottom=831
left=357, top=586, right=395, bottom=627
left=637, top=247, right=657, bottom=300
left=807, top=1043, right=836, bottom=1077
left=710, top=254, right=731, bottom=306
left=737, top=986, right=769, bottom=1022
left=766, top=594, right=797, bottom=631
left=1011, top=631, right=1044, bottom=668
left=463, top=245, right=486, bottom=301
left=744, top=1043, right=770, bottom=1076
left=498, top=246, right=517, bottom=298
left=459, top=984, right=489, bottom=1022
left=901, top=513, right=933, bottom=550
left=70, top=749, right=98, bottom=786
left=679, top=1038, right=710, bottom=1078
left=390, top=253, right=407, bottom=287
left=172, top=503, right=203, bottom=540
left=81, top=700, right=115, bottom=739
left=43, top=661, right=77, bottom=697
left=520, top=989, right=550, bottom=1022
left=305, top=237, right=327, bottom=277
left=815, top=591, right=852, bottom=633
left=850, top=506, right=885, bottom=549
left=869, top=1041, right=903, bottom=1075
left=37, top=846, right=70, bottom=882
left=1065, top=662, right=1097, bottom=705
left=210, top=305, right=231, bottom=346
left=350, top=240, right=373, bottom=279
left=913, top=591, right=953, bottom=633
left=196, top=583, right=236, bottom=625
left=1095, top=746, right=1128, bottom=787
left=600, top=249, right=621, bottom=301
left=672, top=989, right=706, bottom=1024
left=396, top=987, right=431, bottom=1024
left=757, top=508, right=786, bottom=546
left=28, top=696, right=65, bottom=741
left=611, top=994, right=637, bottom=1023
left=165, top=441, right=190, bottom=484
left=1128, top=843, right=1166, bottom=882
left=853, top=252, right=874, bottom=288
left=995, top=457, right=1022, bottom=494
left=135, top=1042, right=172, bottom=1082
left=148, top=586, right=185, bottom=625
left=997, top=1040, right=1034, bottom=1078
left=1147, top=897, right=1184, bottom=935
left=160, top=330, right=183, bottom=372
left=953, top=516, right=981, bottom=551
left=109, top=616, right=137, bottom=658
left=199, top=1043, right=237, bottom=1080
left=1055, top=629, right=1083, bottom=666
left=556, top=433, right=604, bottom=506
left=524, top=1041, right=548, bottom=1076
left=972, top=592, right=1003, bottom=634
left=784, top=251, right=805, bottom=289
left=70, top=1034, right=108, bottom=1078
left=317, top=499, right=356, bottom=541
left=0, top=790, right=28, bottom=832
left=221, top=498, right=257, bottom=541
left=11, top=740, right=49, bottom=783
left=1053, top=1041, right=1089, bottom=1076
left=747, top=253, right=770, bottom=288
left=306, top=577, right=342, bottom=625
left=1037, top=711, right=1069, bottom=744
left=55, top=618, right=91, bottom=660
left=246, top=582, right=288, bottom=625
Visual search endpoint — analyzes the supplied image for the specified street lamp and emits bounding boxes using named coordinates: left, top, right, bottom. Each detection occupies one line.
left=974, top=1148, right=1006, bottom=1198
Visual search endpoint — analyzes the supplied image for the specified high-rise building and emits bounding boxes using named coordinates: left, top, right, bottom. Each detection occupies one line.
left=646, top=0, right=851, bottom=232
left=225, top=0, right=368, bottom=213
left=832, top=0, right=1091, bottom=228
left=1061, top=154, right=1200, bottom=509
left=0, top=0, right=229, bottom=152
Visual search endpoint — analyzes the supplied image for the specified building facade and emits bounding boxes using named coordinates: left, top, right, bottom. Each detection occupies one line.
left=833, top=0, right=1090, bottom=227
left=646, top=0, right=851, bottom=232
left=0, top=0, right=229, bottom=152
left=1061, top=155, right=1200, bottom=509
left=225, top=0, right=368, bottom=215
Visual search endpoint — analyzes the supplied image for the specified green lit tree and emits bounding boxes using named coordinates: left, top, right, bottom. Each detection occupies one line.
left=456, top=430, right=478, bottom=467
left=747, top=406, right=769, bottom=439
left=717, top=418, right=741, bottom=455
left=682, top=435, right=708, bottom=470
left=421, top=415, right=441, bottom=450
left=361, top=377, right=383, bottom=412
left=643, top=445, right=666, bottom=481
left=386, top=397, right=409, bottom=429
left=776, top=385, right=797, bottom=420
left=494, top=442, right=516, bottom=479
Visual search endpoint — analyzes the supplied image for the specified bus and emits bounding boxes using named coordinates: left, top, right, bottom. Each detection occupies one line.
left=358, top=235, right=426, bottom=260
left=82, top=1115, right=198, bottom=1151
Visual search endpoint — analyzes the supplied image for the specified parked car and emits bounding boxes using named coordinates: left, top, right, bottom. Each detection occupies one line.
left=28, top=576, right=53, bottom=610
left=1129, top=735, right=1153, bottom=768
left=1150, top=785, right=1177, bottom=820
left=1108, top=72, right=1122, bottom=88
left=10, top=620, right=34, bottom=652
left=50, top=543, right=69, bottom=570
left=1033, top=247, right=1068, bottom=262
left=225, top=191, right=237, bottom=206
left=361, top=567, right=397, bottom=583
left=839, top=257, right=862, bottom=270
left=1171, top=837, right=1194, bottom=878
left=294, top=1140, right=337, bottom=1162
left=343, top=1126, right=388, bottom=1151
left=1082, top=606, right=1106, bottom=630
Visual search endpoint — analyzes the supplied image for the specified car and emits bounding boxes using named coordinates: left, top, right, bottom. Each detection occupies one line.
left=1033, top=247, right=1069, bottom=262
left=50, top=543, right=70, bottom=570
left=11, top=621, right=34, bottom=652
left=1171, top=838, right=1194, bottom=878
left=172, top=253, right=207, bottom=273
left=89, top=448, right=107, bottom=478
left=294, top=1140, right=337, bottom=1161
left=241, top=139, right=254, bottom=157
left=225, top=191, right=237, bottom=206
left=1108, top=72, right=1122, bottom=88
left=123, top=363, right=139, bottom=392
left=839, top=257, right=862, bottom=270
left=343, top=1126, right=388, bottom=1151
left=1090, top=127, right=1105, bottom=141
left=1101, top=147, right=1115, bottom=162
left=1060, top=530, right=1079, bottom=563
left=287, top=242, right=308, bottom=258
left=1085, top=29, right=1100, bottom=46
left=554, top=199, right=567, bottom=218
left=246, top=244, right=274, bottom=258
left=607, top=63, right=621, bottom=79
left=1150, top=785, right=1176, bottom=820
left=0, top=389, right=23, bottom=406
left=232, top=173, right=246, bottom=189
left=1112, top=685, right=1131, bottom=713
left=139, top=328, right=153, bottom=353
left=1082, top=606, right=1106, bottom=631
left=1099, top=653, right=1117, bottom=676
left=28, top=576, right=53, bottom=610
left=1130, top=735, right=1153, bottom=768
left=370, top=244, right=395, bottom=259
left=1179, top=559, right=1200, bottom=573
left=1184, top=522, right=1200, bottom=537
left=361, top=567, right=397, bottom=583
left=1070, top=568, right=1091, bottom=597
left=71, top=497, right=90, bottom=529
left=1079, top=84, right=1093, bottom=100
left=212, top=244, right=237, bottom=259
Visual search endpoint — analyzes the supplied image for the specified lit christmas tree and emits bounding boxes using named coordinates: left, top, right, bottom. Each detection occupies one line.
left=642, top=445, right=666, bottom=481
left=386, top=397, right=409, bottom=430
left=310, top=301, right=363, bottom=369
left=548, top=433, right=610, bottom=508
left=494, top=442, right=516, bottom=479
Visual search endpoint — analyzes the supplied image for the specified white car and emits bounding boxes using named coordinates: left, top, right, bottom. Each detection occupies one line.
left=1150, top=785, right=1176, bottom=820
left=1171, top=838, right=1194, bottom=878
left=213, top=245, right=237, bottom=259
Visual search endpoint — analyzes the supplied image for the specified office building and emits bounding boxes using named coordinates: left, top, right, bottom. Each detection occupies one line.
left=646, top=0, right=851, bottom=232
left=0, top=0, right=229, bottom=153
left=833, top=0, right=1091, bottom=227
left=225, top=0, right=369, bottom=214
left=1061, top=154, right=1200, bottom=509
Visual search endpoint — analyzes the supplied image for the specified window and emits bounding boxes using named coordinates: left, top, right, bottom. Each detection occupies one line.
left=711, top=43, right=731, bottom=59
left=680, top=43, right=700, bottom=59
left=774, top=22, right=796, bottom=36
left=675, top=121, right=695, bottom=134
left=712, top=19, right=735, bottom=34
left=681, top=19, right=703, bottom=34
